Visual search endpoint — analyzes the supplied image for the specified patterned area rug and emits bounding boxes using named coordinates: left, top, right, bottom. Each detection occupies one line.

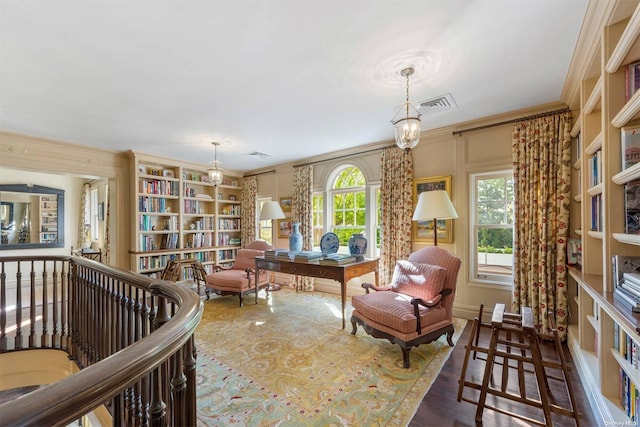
left=196, top=288, right=466, bottom=426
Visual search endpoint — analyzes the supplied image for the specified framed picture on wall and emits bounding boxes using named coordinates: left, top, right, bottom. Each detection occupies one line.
left=412, top=175, right=453, bottom=243
left=277, top=219, right=292, bottom=238
left=279, top=197, right=292, bottom=214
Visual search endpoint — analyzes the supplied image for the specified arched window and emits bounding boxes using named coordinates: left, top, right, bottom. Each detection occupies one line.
left=331, top=166, right=366, bottom=244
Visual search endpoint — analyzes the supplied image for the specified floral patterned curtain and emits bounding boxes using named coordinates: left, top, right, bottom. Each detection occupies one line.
left=241, top=176, right=257, bottom=248
left=103, top=181, right=111, bottom=264
left=76, top=183, right=89, bottom=250
left=379, top=148, right=414, bottom=284
left=290, top=165, right=314, bottom=291
left=512, top=111, right=572, bottom=340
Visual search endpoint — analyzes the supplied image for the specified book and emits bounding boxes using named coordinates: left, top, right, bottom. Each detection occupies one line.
left=294, top=251, right=324, bottom=261
left=624, top=273, right=640, bottom=286
left=625, top=180, right=640, bottom=235
left=318, top=255, right=357, bottom=265
left=264, top=249, right=290, bottom=259
left=621, top=125, right=640, bottom=170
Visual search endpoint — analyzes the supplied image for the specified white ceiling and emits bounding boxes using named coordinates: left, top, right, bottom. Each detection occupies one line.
left=0, top=0, right=588, bottom=172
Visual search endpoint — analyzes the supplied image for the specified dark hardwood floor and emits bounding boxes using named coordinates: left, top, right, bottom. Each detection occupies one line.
left=410, top=321, right=598, bottom=427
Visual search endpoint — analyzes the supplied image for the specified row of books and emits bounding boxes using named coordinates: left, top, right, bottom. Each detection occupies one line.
left=620, top=368, right=640, bottom=422
left=139, top=179, right=179, bottom=196
left=589, top=149, right=603, bottom=187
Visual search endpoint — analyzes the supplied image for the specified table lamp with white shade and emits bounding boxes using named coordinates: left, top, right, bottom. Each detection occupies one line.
left=412, top=190, right=458, bottom=246
left=259, top=201, right=286, bottom=290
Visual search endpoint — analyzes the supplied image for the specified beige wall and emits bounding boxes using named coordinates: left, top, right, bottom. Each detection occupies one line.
left=0, top=101, right=565, bottom=319
left=0, top=131, right=129, bottom=267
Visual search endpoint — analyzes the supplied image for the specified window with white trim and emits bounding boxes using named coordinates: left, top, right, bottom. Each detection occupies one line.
left=470, top=170, right=514, bottom=285
left=257, top=197, right=274, bottom=243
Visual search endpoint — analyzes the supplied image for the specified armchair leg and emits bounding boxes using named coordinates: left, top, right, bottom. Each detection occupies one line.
left=351, top=318, right=358, bottom=335
left=401, top=347, right=411, bottom=369
left=447, top=328, right=455, bottom=347
left=238, top=294, right=244, bottom=307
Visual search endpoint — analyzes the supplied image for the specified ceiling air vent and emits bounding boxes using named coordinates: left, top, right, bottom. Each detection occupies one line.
left=419, top=93, right=458, bottom=110
left=247, top=151, right=271, bottom=160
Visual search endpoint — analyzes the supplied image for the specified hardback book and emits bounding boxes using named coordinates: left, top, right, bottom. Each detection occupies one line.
left=621, top=125, right=640, bottom=170
left=624, top=273, right=640, bottom=287
left=318, top=255, right=357, bottom=265
left=625, top=180, right=640, bottom=234
left=293, top=251, right=324, bottom=261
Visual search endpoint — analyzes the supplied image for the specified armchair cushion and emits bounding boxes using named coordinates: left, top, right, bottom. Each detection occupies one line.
left=351, top=291, right=448, bottom=335
left=390, top=260, right=446, bottom=302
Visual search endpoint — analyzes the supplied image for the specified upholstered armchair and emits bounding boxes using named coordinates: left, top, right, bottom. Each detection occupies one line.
left=351, top=246, right=461, bottom=368
left=204, top=240, right=273, bottom=306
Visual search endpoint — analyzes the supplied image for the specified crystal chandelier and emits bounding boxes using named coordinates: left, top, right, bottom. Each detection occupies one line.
left=207, top=142, right=224, bottom=186
left=391, top=67, right=421, bottom=151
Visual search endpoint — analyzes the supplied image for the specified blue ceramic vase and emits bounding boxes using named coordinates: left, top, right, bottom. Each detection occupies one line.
left=348, top=233, right=367, bottom=257
left=289, top=222, right=303, bottom=252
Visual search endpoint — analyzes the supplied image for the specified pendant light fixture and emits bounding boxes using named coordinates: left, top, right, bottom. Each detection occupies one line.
left=391, top=67, right=421, bottom=151
left=207, top=142, right=224, bottom=186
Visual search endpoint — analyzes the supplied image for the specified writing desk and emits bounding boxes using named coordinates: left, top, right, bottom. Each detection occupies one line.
left=254, top=256, right=379, bottom=329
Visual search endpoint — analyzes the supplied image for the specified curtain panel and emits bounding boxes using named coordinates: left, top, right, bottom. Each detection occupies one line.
left=104, top=181, right=111, bottom=264
left=241, top=176, right=257, bottom=248
left=512, top=111, right=572, bottom=340
left=290, top=165, right=314, bottom=291
left=379, top=148, right=414, bottom=284
left=77, top=183, right=89, bottom=249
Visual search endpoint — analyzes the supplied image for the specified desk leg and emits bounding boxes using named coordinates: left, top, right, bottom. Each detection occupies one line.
left=255, top=269, right=259, bottom=304
left=340, top=280, right=346, bottom=330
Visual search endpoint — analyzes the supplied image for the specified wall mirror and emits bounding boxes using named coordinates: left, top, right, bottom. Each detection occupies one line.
left=0, top=184, right=65, bottom=250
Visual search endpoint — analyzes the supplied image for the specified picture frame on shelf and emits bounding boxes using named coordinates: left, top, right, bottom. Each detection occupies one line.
left=621, top=124, right=640, bottom=171
left=229, top=194, right=237, bottom=201
left=412, top=175, right=453, bottom=243
left=162, top=169, right=175, bottom=178
left=625, top=179, right=640, bottom=235
left=277, top=219, right=292, bottom=238
left=279, top=197, right=292, bottom=214
left=567, top=238, right=581, bottom=265
left=137, top=165, right=147, bottom=175
left=626, top=60, right=640, bottom=102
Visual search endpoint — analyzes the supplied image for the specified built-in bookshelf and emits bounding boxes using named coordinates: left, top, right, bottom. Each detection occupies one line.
left=39, top=195, right=58, bottom=243
left=567, top=2, right=640, bottom=425
left=128, top=151, right=242, bottom=278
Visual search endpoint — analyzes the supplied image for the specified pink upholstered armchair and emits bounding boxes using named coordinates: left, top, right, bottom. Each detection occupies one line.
left=204, top=240, right=273, bottom=306
left=351, top=246, right=461, bottom=368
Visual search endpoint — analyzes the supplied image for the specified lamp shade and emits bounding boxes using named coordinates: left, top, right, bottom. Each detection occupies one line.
left=412, top=190, right=458, bottom=221
left=259, top=201, right=286, bottom=221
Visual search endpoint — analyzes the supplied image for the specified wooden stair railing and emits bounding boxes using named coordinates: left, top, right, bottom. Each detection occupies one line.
left=0, top=255, right=203, bottom=426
